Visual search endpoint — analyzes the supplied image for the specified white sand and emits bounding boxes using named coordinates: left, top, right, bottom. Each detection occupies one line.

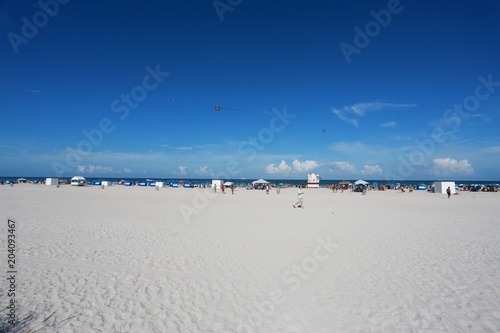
left=1, top=184, right=499, bottom=332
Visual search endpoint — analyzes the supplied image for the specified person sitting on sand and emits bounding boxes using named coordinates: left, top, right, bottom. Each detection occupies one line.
left=293, top=188, right=304, bottom=208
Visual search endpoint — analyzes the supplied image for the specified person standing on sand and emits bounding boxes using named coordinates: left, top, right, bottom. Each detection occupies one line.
left=293, top=188, right=304, bottom=208
left=213, top=183, right=217, bottom=193
left=446, top=186, right=451, bottom=198
left=221, top=183, right=225, bottom=194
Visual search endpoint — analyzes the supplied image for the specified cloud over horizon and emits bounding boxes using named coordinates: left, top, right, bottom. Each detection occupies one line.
left=328, top=161, right=383, bottom=176
left=332, top=102, right=416, bottom=127
left=431, top=157, right=474, bottom=176
left=266, top=159, right=320, bottom=175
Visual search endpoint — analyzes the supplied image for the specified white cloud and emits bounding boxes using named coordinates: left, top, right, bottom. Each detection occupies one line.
left=292, top=159, right=319, bottom=172
left=379, top=121, right=397, bottom=128
left=177, top=165, right=187, bottom=175
left=195, top=166, right=214, bottom=176
left=360, top=164, right=383, bottom=175
left=330, top=141, right=371, bottom=154
left=161, top=144, right=193, bottom=150
left=331, top=109, right=359, bottom=127
left=266, top=160, right=292, bottom=174
left=25, top=89, right=43, bottom=94
left=77, top=164, right=114, bottom=173
left=481, top=146, right=500, bottom=153
left=265, top=159, right=319, bottom=174
left=329, top=162, right=382, bottom=176
left=431, top=158, right=474, bottom=176
left=332, top=102, right=416, bottom=126
left=330, top=161, right=357, bottom=173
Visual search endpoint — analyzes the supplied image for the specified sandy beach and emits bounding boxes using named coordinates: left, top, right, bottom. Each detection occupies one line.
left=1, top=184, right=499, bottom=332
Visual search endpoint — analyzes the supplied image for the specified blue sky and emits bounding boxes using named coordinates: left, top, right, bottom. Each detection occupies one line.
left=1, top=0, right=499, bottom=180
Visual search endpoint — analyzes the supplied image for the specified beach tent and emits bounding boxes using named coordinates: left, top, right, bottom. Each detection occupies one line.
left=45, top=178, right=58, bottom=186
left=434, top=181, right=455, bottom=194
left=224, top=181, right=234, bottom=187
left=354, top=179, right=369, bottom=186
left=17, top=178, right=28, bottom=183
left=251, top=179, right=270, bottom=190
left=71, top=176, right=86, bottom=186
left=212, top=179, right=223, bottom=189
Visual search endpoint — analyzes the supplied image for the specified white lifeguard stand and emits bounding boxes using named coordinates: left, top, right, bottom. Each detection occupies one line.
left=307, top=173, right=320, bottom=188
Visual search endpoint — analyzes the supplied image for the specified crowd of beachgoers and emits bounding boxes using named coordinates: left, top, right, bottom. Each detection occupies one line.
left=1, top=177, right=499, bottom=192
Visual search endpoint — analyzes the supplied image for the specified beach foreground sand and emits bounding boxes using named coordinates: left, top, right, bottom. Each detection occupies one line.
left=1, top=184, right=499, bottom=332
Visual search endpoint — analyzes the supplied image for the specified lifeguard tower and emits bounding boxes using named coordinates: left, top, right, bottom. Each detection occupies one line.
left=307, top=173, right=320, bottom=188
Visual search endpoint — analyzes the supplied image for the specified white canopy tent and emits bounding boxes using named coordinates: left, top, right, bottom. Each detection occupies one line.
left=71, top=176, right=86, bottom=186
left=251, top=179, right=269, bottom=185
left=354, top=179, right=369, bottom=186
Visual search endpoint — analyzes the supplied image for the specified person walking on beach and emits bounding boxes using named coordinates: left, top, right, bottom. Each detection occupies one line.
left=293, top=188, right=304, bottom=208
left=230, top=183, right=234, bottom=194
left=446, top=186, right=451, bottom=198
left=213, top=183, right=217, bottom=193
left=221, top=183, right=225, bottom=194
